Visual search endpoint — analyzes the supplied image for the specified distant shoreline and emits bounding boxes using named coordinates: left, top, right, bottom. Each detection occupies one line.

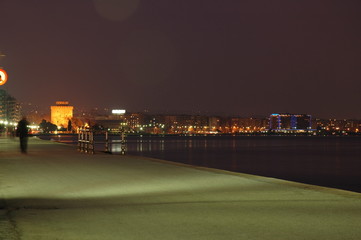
left=35, top=133, right=361, bottom=137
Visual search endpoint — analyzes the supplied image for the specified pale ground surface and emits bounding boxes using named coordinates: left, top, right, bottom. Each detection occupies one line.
left=1, top=136, right=361, bottom=240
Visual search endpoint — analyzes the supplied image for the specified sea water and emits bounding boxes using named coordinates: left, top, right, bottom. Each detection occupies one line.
left=39, top=135, right=361, bottom=193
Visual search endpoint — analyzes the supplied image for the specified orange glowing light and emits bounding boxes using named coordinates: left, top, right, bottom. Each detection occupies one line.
left=0, top=69, right=8, bottom=86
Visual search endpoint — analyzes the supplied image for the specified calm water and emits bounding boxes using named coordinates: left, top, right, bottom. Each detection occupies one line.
left=39, top=135, right=361, bottom=193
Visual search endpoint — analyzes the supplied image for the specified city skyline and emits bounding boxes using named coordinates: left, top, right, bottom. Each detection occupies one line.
left=18, top=98, right=361, bottom=122
left=1, top=88, right=361, bottom=138
left=1, top=1, right=361, bottom=119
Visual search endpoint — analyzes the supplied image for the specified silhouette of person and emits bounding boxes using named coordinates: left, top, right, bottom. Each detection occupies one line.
left=17, top=117, right=29, bottom=154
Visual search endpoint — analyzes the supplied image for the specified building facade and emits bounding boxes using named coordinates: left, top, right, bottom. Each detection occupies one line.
left=50, top=101, right=74, bottom=128
left=269, top=113, right=312, bottom=131
left=0, top=89, right=21, bottom=123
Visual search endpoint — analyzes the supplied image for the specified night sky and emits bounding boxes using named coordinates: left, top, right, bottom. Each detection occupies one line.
left=1, top=0, right=360, bottom=118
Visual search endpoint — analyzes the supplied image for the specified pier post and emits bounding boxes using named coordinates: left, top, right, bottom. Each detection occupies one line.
left=120, top=128, right=126, bottom=155
left=77, top=131, right=81, bottom=151
left=89, top=130, right=94, bottom=154
left=105, top=131, right=110, bottom=153
left=85, top=130, right=89, bottom=153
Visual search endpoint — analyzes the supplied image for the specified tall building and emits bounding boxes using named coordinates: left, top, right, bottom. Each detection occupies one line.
left=0, top=89, right=21, bottom=123
left=269, top=113, right=312, bottom=131
left=50, top=101, right=73, bottom=128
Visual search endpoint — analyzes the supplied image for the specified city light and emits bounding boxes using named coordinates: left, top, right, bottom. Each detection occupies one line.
left=112, top=109, right=126, bottom=115
left=0, top=69, right=8, bottom=85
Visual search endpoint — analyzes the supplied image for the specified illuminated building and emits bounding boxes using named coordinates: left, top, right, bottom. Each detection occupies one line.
left=317, top=118, right=361, bottom=135
left=126, top=113, right=143, bottom=130
left=50, top=101, right=74, bottom=128
left=93, top=110, right=146, bottom=133
left=269, top=113, right=312, bottom=132
left=0, top=89, right=21, bottom=123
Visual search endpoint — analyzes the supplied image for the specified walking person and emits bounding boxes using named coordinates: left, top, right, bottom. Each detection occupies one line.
left=17, top=117, right=29, bottom=154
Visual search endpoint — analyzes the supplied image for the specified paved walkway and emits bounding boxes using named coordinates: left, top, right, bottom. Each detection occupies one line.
left=1, top=137, right=361, bottom=240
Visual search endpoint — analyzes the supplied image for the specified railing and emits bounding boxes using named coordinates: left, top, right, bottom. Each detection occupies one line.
left=78, top=129, right=94, bottom=154
left=105, top=129, right=126, bottom=155
left=78, top=129, right=126, bottom=155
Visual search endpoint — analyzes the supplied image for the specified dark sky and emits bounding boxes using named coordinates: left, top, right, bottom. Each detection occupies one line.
left=1, top=0, right=361, bottom=118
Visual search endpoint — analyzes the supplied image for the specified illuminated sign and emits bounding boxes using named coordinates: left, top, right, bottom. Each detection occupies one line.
left=56, top=101, right=69, bottom=106
left=0, top=69, right=8, bottom=86
left=112, top=109, right=126, bottom=114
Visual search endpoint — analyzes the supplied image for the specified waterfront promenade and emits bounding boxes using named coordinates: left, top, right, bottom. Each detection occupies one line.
left=1, top=137, right=361, bottom=240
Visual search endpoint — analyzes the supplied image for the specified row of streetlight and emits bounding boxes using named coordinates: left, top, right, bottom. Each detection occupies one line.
left=0, top=120, right=39, bottom=130
left=0, top=120, right=17, bottom=126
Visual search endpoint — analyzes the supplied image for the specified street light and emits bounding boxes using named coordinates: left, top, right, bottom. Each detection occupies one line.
left=0, top=52, right=8, bottom=86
